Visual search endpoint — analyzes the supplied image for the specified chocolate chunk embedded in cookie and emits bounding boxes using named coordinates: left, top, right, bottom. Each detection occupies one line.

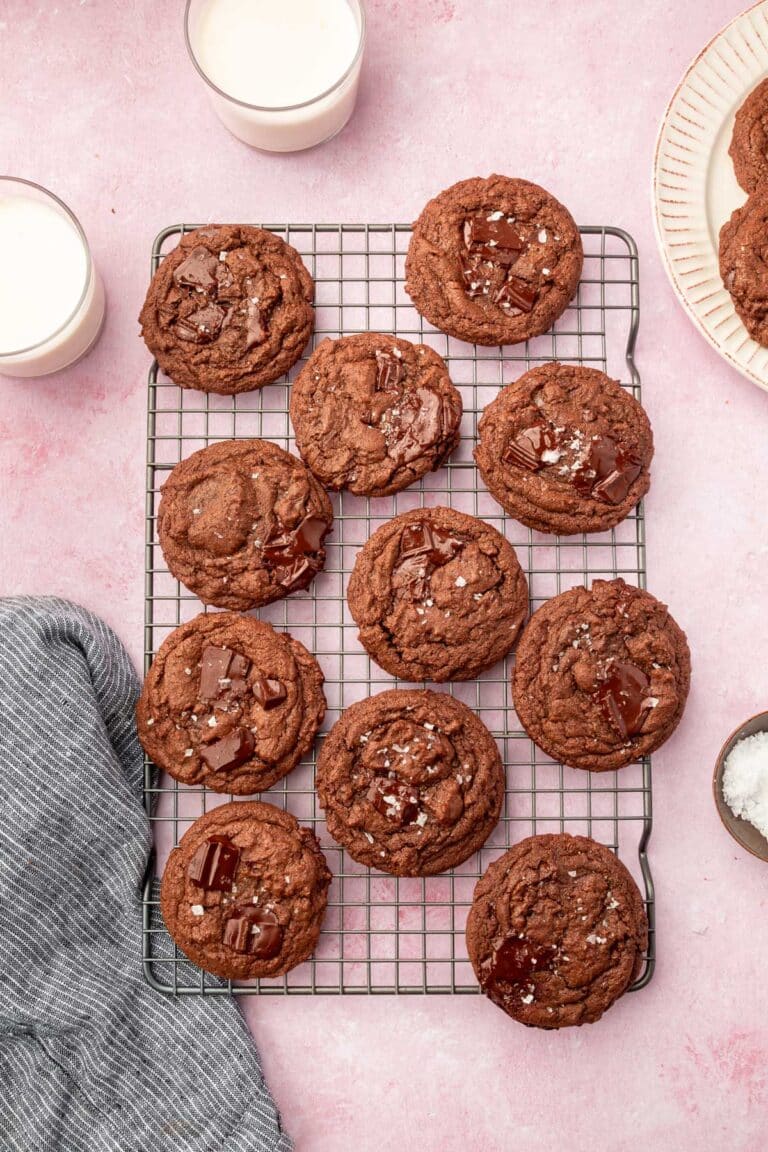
left=719, top=189, right=768, bottom=347
left=347, top=506, right=528, bottom=682
left=466, top=833, right=648, bottom=1028
left=139, top=224, right=314, bottom=393
left=475, top=363, right=653, bottom=535
left=137, top=612, right=326, bottom=794
left=512, top=578, right=691, bottom=772
left=729, top=78, right=768, bottom=194
left=160, top=800, right=331, bottom=980
left=157, top=438, right=333, bottom=611
left=316, top=689, right=504, bottom=875
left=405, top=175, right=583, bottom=346
left=290, top=333, right=462, bottom=496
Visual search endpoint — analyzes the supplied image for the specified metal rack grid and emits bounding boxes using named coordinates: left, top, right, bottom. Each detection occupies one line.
left=142, top=221, right=654, bottom=996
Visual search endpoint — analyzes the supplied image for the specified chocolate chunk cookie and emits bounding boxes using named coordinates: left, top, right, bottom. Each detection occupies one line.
left=316, top=689, right=504, bottom=875
left=475, top=363, right=653, bottom=535
left=405, top=175, right=583, bottom=346
left=289, top=333, right=462, bottom=496
left=139, top=225, right=314, bottom=393
left=719, top=189, right=768, bottom=346
left=137, top=612, right=326, bottom=795
left=512, top=578, right=691, bottom=772
left=157, top=438, right=333, bottom=611
left=160, top=800, right=331, bottom=980
left=466, top=833, right=648, bottom=1028
left=347, top=506, right=529, bottom=682
left=729, top=78, right=768, bottom=194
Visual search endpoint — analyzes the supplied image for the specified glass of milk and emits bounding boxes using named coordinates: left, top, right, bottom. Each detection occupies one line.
left=0, top=178, right=105, bottom=379
left=185, top=0, right=366, bottom=152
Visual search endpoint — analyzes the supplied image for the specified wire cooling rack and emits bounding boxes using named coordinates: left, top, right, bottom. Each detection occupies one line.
left=142, top=222, right=653, bottom=996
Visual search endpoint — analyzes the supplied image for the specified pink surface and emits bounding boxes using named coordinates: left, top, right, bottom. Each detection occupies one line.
left=2, top=2, right=768, bottom=1148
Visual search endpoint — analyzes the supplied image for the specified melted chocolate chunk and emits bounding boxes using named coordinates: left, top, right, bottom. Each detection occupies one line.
left=176, top=303, right=226, bottom=344
left=386, top=388, right=444, bottom=465
left=393, top=521, right=463, bottom=601
left=368, top=777, right=421, bottom=826
left=198, top=645, right=251, bottom=707
left=199, top=727, right=256, bottom=773
left=173, top=246, right=219, bottom=293
left=374, top=348, right=405, bottom=392
left=187, top=835, right=240, bottom=891
left=502, top=424, right=560, bottom=472
left=573, top=437, right=642, bottom=505
left=223, top=907, right=283, bottom=958
left=495, top=277, right=537, bottom=313
left=595, top=661, right=650, bottom=740
left=464, top=216, right=523, bottom=262
left=261, top=514, right=330, bottom=590
left=245, top=299, right=265, bottom=350
left=252, top=676, right=287, bottom=710
left=485, top=936, right=558, bottom=993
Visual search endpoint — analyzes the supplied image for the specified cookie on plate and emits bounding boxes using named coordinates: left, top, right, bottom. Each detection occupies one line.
left=512, top=578, right=691, bottom=772
left=316, top=689, right=504, bottom=876
left=157, top=438, right=333, bottom=611
left=137, top=612, right=325, bottom=795
left=405, top=175, right=583, bottom=346
left=475, top=363, right=653, bottom=535
left=160, top=800, right=331, bottom=980
left=139, top=224, right=314, bottom=393
left=729, top=77, right=768, bottom=194
left=289, top=333, right=462, bottom=496
left=719, top=189, right=768, bottom=346
left=466, top=833, right=648, bottom=1028
left=347, top=506, right=528, bottom=682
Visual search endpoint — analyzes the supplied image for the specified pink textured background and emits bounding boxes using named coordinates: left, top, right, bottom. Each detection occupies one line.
left=2, top=2, right=768, bottom=1148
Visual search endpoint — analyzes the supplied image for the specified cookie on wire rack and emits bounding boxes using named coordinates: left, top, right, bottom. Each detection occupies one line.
left=157, top=438, right=333, bottom=612
left=139, top=224, right=314, bottom=393
left=405, top=175, right=583, bottom=346
left=466, top=833, right=648, bottom=1028
left=160, top=801, right=331, bottom=981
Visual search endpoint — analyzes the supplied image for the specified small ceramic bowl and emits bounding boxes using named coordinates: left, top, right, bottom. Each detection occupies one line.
left=713, top=710, right=768, bottom=862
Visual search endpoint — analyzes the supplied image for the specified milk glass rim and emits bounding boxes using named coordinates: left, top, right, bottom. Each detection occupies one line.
left=0, top=176, right=93, bottom=359
left=184, top=0, right=367, bottom=113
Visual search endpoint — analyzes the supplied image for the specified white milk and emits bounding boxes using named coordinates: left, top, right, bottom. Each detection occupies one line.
left=187, top=0, right=365, bottom=151
left=0, top=186, right=104, bottom=378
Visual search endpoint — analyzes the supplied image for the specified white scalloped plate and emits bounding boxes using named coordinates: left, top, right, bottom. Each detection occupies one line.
left=653, top=0, right=768, bottom=391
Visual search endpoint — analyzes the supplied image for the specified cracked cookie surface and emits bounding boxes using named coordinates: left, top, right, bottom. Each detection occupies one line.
left=316, top=689, right=504, bottom=875
left=347, top=506, right=529, bottom=682
left=729, top=78, right=768, bottom=194
left=466, top=833, right=647, bottom=1028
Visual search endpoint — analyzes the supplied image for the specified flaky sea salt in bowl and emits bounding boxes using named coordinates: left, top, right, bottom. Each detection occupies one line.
left=714, top=711, right=768, bottom=863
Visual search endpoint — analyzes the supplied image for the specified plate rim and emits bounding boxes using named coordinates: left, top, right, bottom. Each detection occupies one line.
left=652, top=0, right=768, bottom=394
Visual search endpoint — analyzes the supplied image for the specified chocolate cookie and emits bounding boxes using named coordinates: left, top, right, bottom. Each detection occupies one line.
left=316, top=689, right=504, bottom=876
left=719, top=189, right=768, bottom=346
left=466, top=833, right=647, bottom=1028
left=405, top=175, right=583, bottom=346
left=475, top=363, right=653, bottom=535
left=137, top=612, right=325, bottom=795
left=139, top=225, right=314, bottom=393
left=157, top=438, right=333, bottom=611
left=289, top=333, right=462, bottom=496
left=347, top=506, right=528, bottom=683
left=512, top=578, right=691, bottom=772
left=729, top=78, right=768, bottom=194
left=160, top=800, right=331, bottom=980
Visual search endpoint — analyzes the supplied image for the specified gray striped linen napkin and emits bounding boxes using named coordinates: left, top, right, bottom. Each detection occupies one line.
left=0, top=597, right=292, bottom=1152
